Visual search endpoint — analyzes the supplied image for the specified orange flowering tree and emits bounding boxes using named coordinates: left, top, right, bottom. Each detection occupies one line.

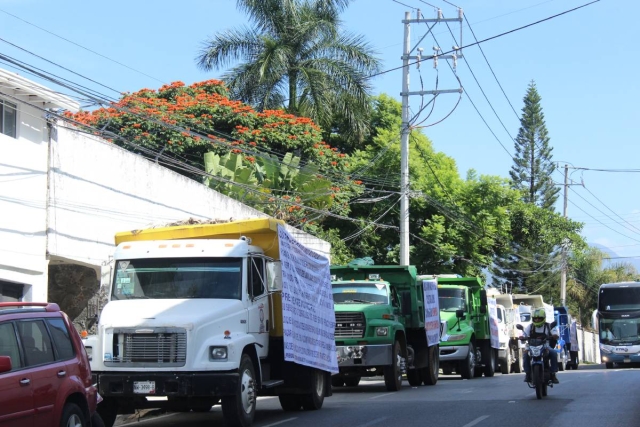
left=65, top=79, right=361, bottom=223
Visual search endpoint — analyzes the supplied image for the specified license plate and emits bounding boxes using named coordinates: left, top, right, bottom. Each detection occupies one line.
left=133, top=381, right=155, bottom=394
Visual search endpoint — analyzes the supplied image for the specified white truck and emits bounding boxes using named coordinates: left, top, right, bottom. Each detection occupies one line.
left=85, top=218, right=335, bottom=427
left=487, top=291, right=522, bottom=374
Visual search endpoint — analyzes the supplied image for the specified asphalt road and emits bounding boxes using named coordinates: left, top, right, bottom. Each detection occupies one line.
left=115, top=363, right=640, bottom=427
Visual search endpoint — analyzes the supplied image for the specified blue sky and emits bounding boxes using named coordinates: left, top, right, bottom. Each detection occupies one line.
left=2, top=0, right=638, bottom=262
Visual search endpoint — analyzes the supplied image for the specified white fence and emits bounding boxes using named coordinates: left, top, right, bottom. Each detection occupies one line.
left=576, top=326, right=600, bottom=364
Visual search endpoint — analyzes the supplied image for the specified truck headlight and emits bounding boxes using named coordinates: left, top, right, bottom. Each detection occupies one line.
left=375, top=327, right=388, bottom=336
left=84, top=346, right=93, bottom=361
left=210, top=346, right=228, bottom=360
left=443, top=334, right=467, bottom=342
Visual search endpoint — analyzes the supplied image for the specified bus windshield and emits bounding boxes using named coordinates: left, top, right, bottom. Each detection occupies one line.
left=111, top=257, right=242, bottom=300
left=599, top=286, right=640, bottom=311
left=599, top=317, right=640, bottom=345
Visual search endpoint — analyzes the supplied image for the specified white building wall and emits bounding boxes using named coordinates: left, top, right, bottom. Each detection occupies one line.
left=0, top=101, right=51, bottom=301
left=48, top=123, right=330, bottom=295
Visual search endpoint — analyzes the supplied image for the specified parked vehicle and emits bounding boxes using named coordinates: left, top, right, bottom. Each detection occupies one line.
left=85, top=218, right=334, bottom=427
left=517, top=324, right=556, bottom=399
left=429, top=276, right=498, bottom=379
left=331, top=265, right=441, bottom=390
left=553, top=305, right=578, bottom=371
left=0, top=302, right=103, bottom=427
left=487, top=291, right=523, bottom=374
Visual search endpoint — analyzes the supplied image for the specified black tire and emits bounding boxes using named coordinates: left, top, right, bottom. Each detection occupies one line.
left=222, top=354, right=257, bottom=427
left=500, top=358, right=509, bottom=375
left=278, top=395, right=301, bottom=412
left=483, top=346, right=496, bottom=378
left=344, top=376, right=361, bottom=387
left=542, top=381, right=548, bottom=397
left=406, top=368, right=422, bottom=386
left=442, top=367, right=453, bottom=375
left=459, top=342, right=476, bottom=380
left=605, top=362, right=614, bottom=369
left=422, top=345, right=439, bottom=385
left=383, top=340, right=403, bottom=391
left=60, top=403, right=86, bottom=427
left=96, top=398, right=118, bottom=427
left=331, top=375, right=345, bottom=387
left=301, top=369, right=326, bottom=410
left=90, top=412, right=105, bottom=427
left=533, top=365, right=543, bottom=400
left=558, top=352, right=565, bottom=372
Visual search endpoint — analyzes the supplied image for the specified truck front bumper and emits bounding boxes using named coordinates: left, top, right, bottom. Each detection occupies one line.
left=336, top=344, right=392, bottom=367
left=93, top=371, right=239, bottom=398
left=439, top=344, right=469, bottom=361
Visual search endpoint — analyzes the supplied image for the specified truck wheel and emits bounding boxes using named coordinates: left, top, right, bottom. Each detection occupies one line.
left=483, top=346, right=496, bottom=377
left=331, top=375, right=344, bottom=387
left=91, top=412, right=106, bottom=427
left=499, top=358, right=509, bottom=375
left=301, top=369, right=326, bottom=410
left=422, top=345, right=439, bottom=385
left=512, top=349, right=523, bottom=373
left=222, top=354, right=257, bottom=427
left=344, top=376, right=361, bottom=387
left=96, top=398, right=118, bottom=427
left=459, top=342, right=475, bottom=380
left=383, top=341, right=403, bottom=391
left=406, top=368, right=422, bottom=386
left=278, top=395, right=301, bottom=411
left=558, top=352, right=565, bottom=371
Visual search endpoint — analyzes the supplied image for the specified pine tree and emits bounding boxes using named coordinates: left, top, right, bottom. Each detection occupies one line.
left=509, top=81, right=559, bottom=210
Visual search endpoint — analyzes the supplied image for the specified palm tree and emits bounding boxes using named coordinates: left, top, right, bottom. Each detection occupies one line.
left=196, top=0, right=381, bottom=144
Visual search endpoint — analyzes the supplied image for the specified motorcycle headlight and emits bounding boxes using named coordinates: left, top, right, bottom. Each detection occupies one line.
left=209, top=346, right=228, bottom=360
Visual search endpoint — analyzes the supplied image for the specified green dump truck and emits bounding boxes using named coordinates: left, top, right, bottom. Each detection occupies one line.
left=429, top=276, right=498, bottom=379
left=330, top=265, right=440, bottom=391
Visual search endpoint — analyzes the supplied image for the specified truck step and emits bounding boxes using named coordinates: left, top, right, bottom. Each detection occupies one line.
left=261, top=380, right=285, bottom=389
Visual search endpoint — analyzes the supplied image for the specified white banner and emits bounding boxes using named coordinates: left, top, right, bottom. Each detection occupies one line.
left=487, top=297, right=500, bottom=349
left=278, top=225, right=338, bottom=373
left=422, top=279, right=441, bottom=347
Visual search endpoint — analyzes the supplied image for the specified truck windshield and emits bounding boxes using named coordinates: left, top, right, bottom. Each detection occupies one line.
left=439, top=288, right=466, bottom=312
left=332, top=283, right=388, bottom=304
left=111, top=257, right=242, bottom=300
left=599, top=317, right=640, bottom=345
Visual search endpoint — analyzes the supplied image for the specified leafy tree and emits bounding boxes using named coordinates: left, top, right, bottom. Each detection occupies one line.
left=509, top=81, right=559, bottom=210
left=195, top=0, right=382, bottom=145
left=66, top=79, right=362, bottom=231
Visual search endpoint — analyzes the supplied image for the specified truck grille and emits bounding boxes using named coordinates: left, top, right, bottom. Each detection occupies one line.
left=335, top=312, right=365, bottom=338
left=107, top=327, right=187, bottom=367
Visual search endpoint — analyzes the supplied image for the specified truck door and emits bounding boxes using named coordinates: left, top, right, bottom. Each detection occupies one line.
left=247, top=257, right=269, bottom=358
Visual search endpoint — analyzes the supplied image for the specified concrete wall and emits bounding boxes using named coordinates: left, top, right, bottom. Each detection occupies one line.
left=0, top=101, right=50, bottom=302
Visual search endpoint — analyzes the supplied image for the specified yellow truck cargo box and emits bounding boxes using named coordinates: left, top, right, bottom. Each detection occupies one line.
left=115, top=218, right=284, bottom=259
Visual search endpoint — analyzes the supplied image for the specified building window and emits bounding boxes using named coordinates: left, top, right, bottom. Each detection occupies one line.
left=0, top=98, right=17, bottom=138
left=0, top=281, right=23, bottom=302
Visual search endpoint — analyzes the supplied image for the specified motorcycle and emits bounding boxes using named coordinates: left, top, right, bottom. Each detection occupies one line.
left=516, top=324, right=555, bottom=399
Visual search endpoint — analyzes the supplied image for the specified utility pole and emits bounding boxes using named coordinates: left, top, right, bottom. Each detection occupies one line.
left=560, top=164, right=569, bottom=307
left=399, top=9, right=463, bottom=265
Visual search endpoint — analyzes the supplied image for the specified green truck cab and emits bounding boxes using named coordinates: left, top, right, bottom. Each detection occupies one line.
left=427, top=276, right=497, bottom=379
left=330, top=265, right=440, bottom=391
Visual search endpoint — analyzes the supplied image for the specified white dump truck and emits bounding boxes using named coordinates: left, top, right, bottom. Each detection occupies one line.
left=85, top=218, right=336, bottom=427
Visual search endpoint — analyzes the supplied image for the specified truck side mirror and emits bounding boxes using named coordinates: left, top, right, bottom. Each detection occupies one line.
left=266, top=261, right=282, bottom=291
left=400, top=291, right=412, bottom=316
left=480, top=290, right=488, bottom=306
left=456, top=309, right=466, bottom=320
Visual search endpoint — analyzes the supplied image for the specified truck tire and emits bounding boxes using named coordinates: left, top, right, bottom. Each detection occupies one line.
left=512, top=348, right=523, bottom=373
left=483, top=346, right=496, bottom=377
left=331, top=375, right=344, bottom=387
left=301, top=369, right=326, bottom=410
left=499, top=357, right=509, bottom=375
left=96, top=398, right=118, bottom=427
left=406, top=368, right=422, bottom=386
left=459, top=342, right=475, bottom=380
left=278, top=395, right=301, bottom=412
left=344, top=376, right=361, bottom=387
left=222, top=354, right=257, bottom=427
left=383, top=340, right=403, bottom=391
left=422, top=345, right=439, bottom=385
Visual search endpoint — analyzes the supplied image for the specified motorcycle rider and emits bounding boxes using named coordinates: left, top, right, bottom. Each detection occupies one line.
left=521, top=307, right=560, bottom=384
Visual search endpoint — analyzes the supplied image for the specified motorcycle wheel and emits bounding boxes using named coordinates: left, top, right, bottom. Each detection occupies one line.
left=533, top=365, right=543, bottom=400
